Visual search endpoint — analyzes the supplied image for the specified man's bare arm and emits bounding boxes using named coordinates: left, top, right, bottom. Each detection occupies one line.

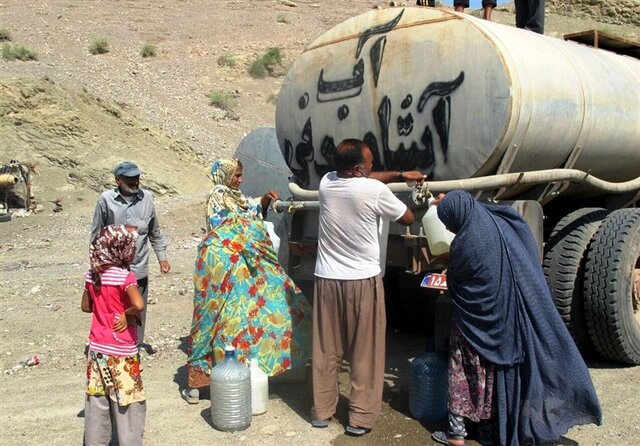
left=370, top=170, right=426, bottom=185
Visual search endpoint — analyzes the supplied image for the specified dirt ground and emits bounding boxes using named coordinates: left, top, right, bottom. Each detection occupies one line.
left=1, top=1, right=639, bottom=445
left=1, top=193, right=639, bottom=446
left=2, top=200, right=639, bottom=446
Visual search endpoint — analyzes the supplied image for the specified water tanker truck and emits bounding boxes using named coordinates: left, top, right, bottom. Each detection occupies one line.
left=235, top=7, right=640, bottom=364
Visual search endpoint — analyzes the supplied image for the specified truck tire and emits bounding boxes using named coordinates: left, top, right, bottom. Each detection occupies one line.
left=583, top=208, right=640, bottom=365
left=542, top=208, right=609, bottom=353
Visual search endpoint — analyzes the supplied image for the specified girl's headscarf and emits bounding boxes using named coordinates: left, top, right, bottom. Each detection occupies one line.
left=206, top=159, right=255, bottom=228
left=90, top=225, right=138, bottom=284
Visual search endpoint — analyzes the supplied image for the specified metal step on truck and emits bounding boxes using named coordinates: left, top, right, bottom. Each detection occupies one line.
left=235, top=7, right=640, bottom=365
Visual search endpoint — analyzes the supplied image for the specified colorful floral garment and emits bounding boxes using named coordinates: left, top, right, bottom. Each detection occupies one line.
left=447, top=324, right=494, bottom=423
left=187, top=159, right=312, bottom=388
left=86, top=350, right=145, bottom=406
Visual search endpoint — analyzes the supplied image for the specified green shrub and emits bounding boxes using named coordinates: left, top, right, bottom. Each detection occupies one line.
left=12, top=44, right=38, bottom=61
left=140, top=43, right=156, bottom=58
left=208, top=90, right=237, bottom=111
left=276, top=14, right=290, bottom=24
left=248, top=47, right=283, bottom=79
left=262, top=47, right=282, bottom=67
left=248, top=58, right=267, bottom=78
left=217, top=53, right=236, bottom=68
left=2, top=43, right=38, bottom=61
left=0, top=27, right=11, bottom=41
left=1, top=43, right=10, bottom=60
left=89, top=37, right=109, bottom=55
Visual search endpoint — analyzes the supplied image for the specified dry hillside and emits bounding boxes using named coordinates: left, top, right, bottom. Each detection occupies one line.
left=0, top=0, right=638, bottom=203
left=546, top=0, right=640, bottom=26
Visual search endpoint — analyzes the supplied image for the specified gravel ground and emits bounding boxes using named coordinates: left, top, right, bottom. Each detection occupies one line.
left=1, top=195, right=639, bottom=445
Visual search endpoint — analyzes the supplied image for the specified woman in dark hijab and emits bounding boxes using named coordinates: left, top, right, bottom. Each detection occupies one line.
left=432, top=191, right=601, bottom=446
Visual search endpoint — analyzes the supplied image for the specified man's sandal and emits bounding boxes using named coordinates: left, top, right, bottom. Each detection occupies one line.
left=432, top=431, right=465, bottom=446
left=345, top=425, right=372, bottom=436
left=311, top=418, right=330, bottom=428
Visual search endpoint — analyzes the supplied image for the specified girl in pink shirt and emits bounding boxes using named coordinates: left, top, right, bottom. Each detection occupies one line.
left=81, top=225, right=146, bottom=446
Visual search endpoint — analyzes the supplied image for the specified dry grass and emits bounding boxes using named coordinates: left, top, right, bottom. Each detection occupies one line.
left=0, top=27, right=11, bottom=41
left=88, top=37, right=109, bottom=55
left=140, top=43, right=156, bottom=58
left=2, top=43, right=37, bottom=61
left=208, top=90, right=237, bottom=111
left=248, top=47, right=283, bottom=79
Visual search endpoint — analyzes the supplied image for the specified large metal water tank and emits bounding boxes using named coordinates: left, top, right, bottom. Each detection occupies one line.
left=276, top=7, right=640, bottom=191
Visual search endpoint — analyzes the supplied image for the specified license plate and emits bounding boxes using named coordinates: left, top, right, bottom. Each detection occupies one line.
left=420, top=273, right=448, bottom=290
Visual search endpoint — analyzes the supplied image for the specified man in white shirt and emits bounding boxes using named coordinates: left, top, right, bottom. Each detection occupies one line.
left=311, top=138, right=425, bottom=436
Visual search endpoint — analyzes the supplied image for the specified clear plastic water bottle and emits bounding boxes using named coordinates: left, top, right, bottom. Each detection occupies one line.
left=408, top=339, right=448, bottom=422
left=210, top=346, right=252, bottom=431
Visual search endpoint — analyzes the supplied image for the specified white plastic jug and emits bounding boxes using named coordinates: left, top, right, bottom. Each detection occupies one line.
left=249, top=358, right=268, bottom=415
left=422, top=197, right=455, bottom=256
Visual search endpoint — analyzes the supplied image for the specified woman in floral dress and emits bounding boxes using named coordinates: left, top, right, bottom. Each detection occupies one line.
left=182, top=158, right=312, bottom=404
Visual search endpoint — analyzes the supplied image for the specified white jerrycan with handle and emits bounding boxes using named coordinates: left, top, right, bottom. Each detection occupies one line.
left=249, top=358, right=268, bottom=415
left=422, top=197, right=455, bottom=256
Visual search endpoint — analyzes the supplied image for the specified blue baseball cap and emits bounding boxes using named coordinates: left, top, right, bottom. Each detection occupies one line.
left=113, top=161, right=142, bottom=177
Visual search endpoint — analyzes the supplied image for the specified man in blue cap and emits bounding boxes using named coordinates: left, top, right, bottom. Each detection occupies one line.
left=90, top=161, right=171, bottom=354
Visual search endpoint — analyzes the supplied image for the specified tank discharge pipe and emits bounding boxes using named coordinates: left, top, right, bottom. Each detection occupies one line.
left=287, top=182, right=417, bottom=200
left=271, top=199, right=319, bottom=213
left=418, top=170, right=640, bottom=195
left=288, top=169, right=640, bottom=200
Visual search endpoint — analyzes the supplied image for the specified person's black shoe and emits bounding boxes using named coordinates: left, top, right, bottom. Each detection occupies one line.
left=345, top=425, right=371, bottom=436
left=311, top=418, right=330, bottom=428
left=140, top=343, right=158, bottom=355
